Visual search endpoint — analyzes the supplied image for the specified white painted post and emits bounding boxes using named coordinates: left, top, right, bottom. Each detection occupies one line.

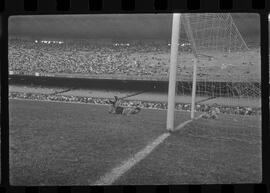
left=166, top=13, right=181, bottom=131
left=183, top=15, right=198, bottom=120
left=191, top=58, right=198, bottom=119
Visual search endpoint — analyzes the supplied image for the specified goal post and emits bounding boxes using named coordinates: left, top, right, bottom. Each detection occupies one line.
left=166, top=13, right=181, bottom=131
left=166, top=13, right=200, bottom=129
left=182, top=15, right=199, bottom=119
left=191, top=58, right=198, bottom=119
left=167, top=13, right=260, bottom=131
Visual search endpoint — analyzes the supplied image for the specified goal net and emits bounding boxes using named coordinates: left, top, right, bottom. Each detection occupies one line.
left=172, top=13, right=261, bottom=124
left=166, top=14, right=261, bottom=181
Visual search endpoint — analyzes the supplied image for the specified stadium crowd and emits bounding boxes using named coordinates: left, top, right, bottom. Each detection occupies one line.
left=9, top=38, right=172, bottom=77
left=9, top=91, right=260, bottom=116
left=9, top=38, right=261, bottom=82
left=9, top=38, right=261, bottom=116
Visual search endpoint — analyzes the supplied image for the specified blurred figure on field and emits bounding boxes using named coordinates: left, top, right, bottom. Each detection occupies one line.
left=108, top=96, right=123, bottom=114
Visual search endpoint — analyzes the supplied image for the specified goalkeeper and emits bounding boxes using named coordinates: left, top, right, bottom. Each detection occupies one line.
left=108, top=95, right=141, bottom=115
left=202, top=106, right=220, bottom=119
left=108, top=96, right=123, bottom=114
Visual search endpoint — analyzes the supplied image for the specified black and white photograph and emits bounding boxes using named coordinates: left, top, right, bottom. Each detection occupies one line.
left=8, top=13, right=261, bottom=185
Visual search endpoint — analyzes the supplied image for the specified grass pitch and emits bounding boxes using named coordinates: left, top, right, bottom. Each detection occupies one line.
left=115, top=114, right=261, bottom=184
left=9, top=99, right=261, bottom=185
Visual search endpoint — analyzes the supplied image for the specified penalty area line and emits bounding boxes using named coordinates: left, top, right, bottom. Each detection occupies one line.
left=172, top=112, right=206, bottom=132
left=92, top=116, right=199, bottom=185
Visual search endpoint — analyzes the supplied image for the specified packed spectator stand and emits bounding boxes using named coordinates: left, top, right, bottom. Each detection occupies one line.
left=8, top=38, right=262, bottom=116
left=9, top=37, right=261, bottom=82
left=9, top=38, right=173, bottom=78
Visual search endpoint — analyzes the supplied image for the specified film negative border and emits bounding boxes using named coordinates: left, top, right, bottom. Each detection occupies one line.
left=0, top=0, right=268, bottom=13
left=3, top=184, right=269, bottom=193
left=0, top=0, right=269, bottom=193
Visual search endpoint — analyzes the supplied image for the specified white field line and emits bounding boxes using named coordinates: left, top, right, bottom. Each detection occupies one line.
left=173, top=113, right=205, bottom=132
left=92, top=132, right=170, bottom=185
left=174, top=120, right=193, bottom=131
left=92, top=116, right=200, bottom=185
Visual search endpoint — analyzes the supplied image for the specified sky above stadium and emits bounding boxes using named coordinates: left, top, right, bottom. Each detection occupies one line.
left=9, top=13, right=260, bottom=43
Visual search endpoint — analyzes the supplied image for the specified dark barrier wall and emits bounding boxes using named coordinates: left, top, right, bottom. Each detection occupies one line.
left=9, top=75, right=168, bottom=92
left=9, top=75, right=261, bottom=97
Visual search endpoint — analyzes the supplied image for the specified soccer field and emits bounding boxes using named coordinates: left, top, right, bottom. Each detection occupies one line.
left=9, top=99, right=261, bottom=185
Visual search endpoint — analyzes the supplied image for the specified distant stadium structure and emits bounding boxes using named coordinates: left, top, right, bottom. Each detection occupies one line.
left=7, top=13, right=261, bottom=133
